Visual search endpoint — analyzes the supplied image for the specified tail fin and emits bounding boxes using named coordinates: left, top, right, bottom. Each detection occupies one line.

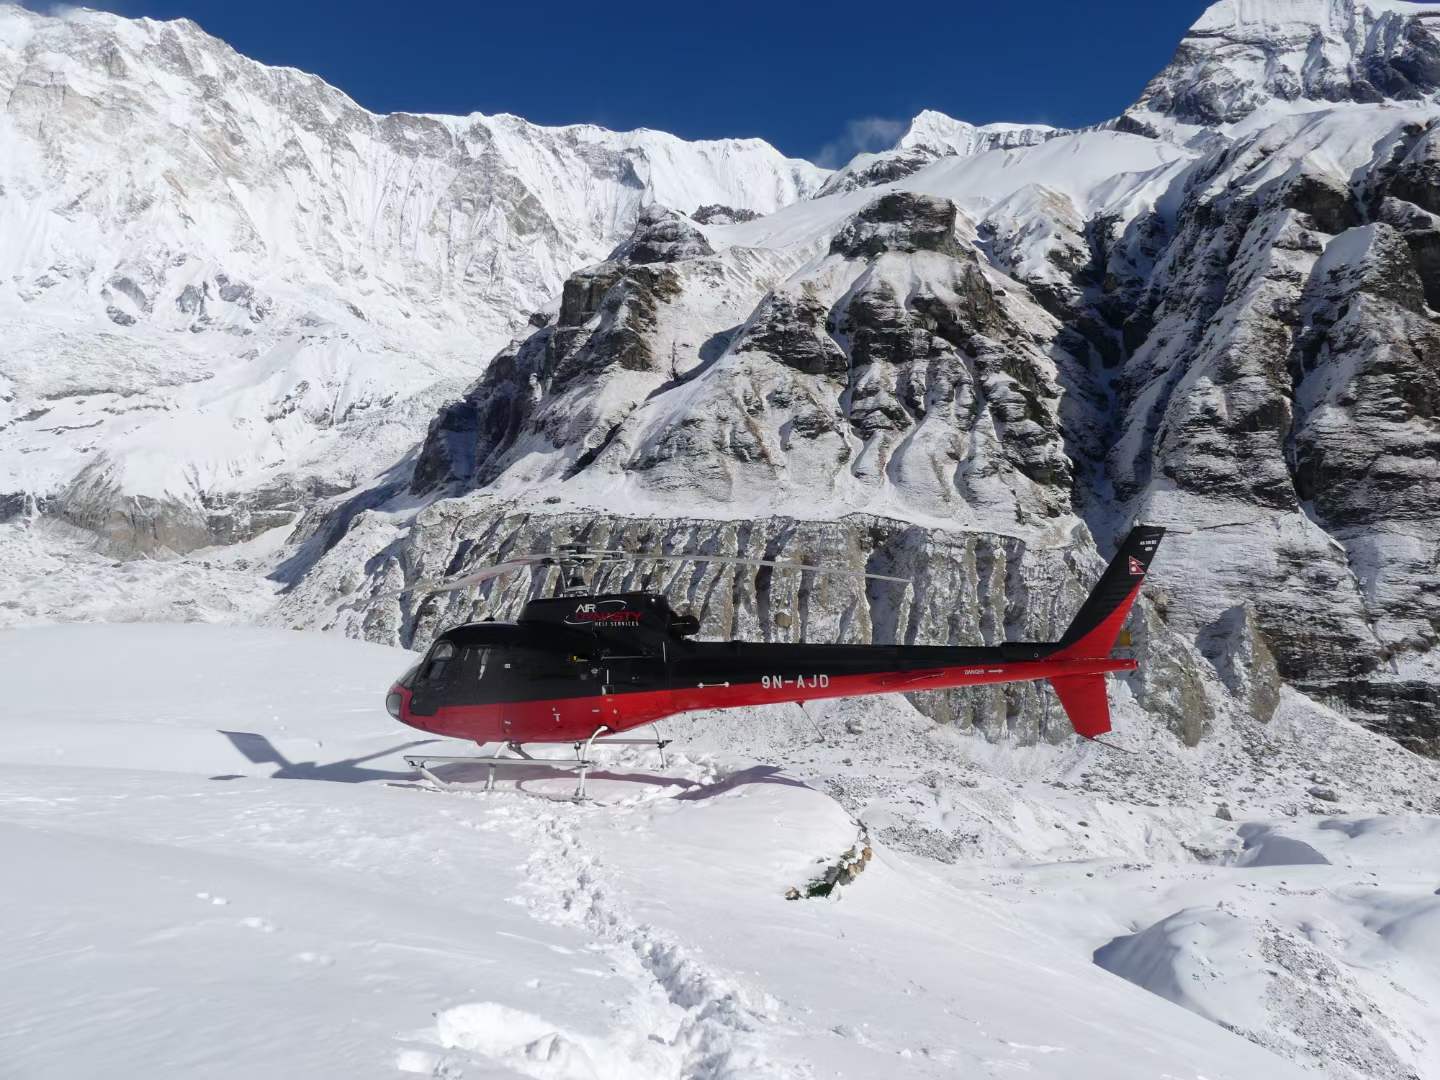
left=1047, top=525, right=1165, bottom=740
left=1051, top=525, right=1165, bottom=660
left=1049, top=674, right=1112, bottom=739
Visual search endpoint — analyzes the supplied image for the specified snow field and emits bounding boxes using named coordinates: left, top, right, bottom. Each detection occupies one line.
left=0, top=520, right=286, bottom=631
left=8, top=624, right=1432, bottom=1078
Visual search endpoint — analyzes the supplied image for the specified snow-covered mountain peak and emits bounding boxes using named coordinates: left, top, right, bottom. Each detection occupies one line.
left=1191, top=0, right=1440, bottom=34
left=0, top=3, right=826, bottom=554
left=1127, top=0, right=1440, bottom=136
left=816, top=110, right=1065, bottom=197
left=894, top=109, right=1061, bottom=157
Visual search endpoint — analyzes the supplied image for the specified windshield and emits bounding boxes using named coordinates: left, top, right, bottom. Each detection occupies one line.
left=418, top=641, right=457, bottom=684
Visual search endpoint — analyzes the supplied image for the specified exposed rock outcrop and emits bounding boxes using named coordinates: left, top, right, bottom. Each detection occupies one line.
left=610, top=205, right=716, bottom=265
left=991, top=108, right=1440, bottom=748
left=691, top=204, right=760, bottom=226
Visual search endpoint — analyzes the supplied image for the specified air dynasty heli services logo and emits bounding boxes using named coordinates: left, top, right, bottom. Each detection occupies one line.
left=565, top=599, right=645, bottom=627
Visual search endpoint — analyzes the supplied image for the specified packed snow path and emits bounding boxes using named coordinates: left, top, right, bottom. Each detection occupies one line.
left=3, top=625, right=1432, bottom=1078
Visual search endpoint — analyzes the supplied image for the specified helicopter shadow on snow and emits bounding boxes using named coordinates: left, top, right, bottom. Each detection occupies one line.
left=211, top=730, right=815, bottom=801
left=671, top=765, right=812, bottom=801
left=211, top=730, right=441, bottom=784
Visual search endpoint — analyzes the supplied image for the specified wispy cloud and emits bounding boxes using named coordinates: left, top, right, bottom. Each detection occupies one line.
left=812, top=116, right=907, bottom=169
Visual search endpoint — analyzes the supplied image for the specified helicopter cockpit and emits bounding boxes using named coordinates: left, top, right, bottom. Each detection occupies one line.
left=398, top=602, right=674, bottom=718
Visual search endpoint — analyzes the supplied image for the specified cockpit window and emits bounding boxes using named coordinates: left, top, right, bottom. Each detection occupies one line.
left=421, top=641, right=457, bottom=683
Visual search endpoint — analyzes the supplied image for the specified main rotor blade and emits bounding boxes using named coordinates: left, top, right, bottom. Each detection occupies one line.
left=371, top=548, right=910, bottom=601
left=372, top=556, right=556, bottom=601
left=412, top=557, right=556, bottom=595
left=610, top=551, right=911, bottom=584
left=467, top=547, right=909, bottom=584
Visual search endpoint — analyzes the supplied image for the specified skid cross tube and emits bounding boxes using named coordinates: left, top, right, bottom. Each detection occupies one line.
left=404, top=726, right=615, bottom=799
left=401, top=753, right=556, bottom=792
left=403, top=724, right=671, bottom=798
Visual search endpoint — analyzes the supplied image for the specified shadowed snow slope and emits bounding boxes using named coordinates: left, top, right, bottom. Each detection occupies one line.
left=4, top=624, right=1439, bottom=1078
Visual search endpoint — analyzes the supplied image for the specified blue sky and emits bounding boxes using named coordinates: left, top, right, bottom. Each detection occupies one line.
left=31, top=0, right=1211, bottom=163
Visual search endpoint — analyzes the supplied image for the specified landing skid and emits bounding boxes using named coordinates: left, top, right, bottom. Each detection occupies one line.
left=403, top=725, right=672, bottom=800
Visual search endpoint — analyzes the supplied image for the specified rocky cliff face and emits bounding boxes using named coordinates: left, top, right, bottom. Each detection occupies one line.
left=409, top=189, right=1076, bottom=526
left=276, top=187, right=1217, bottom=747
left=1068, top=109, right=1440, bottom=751
left=277, top=1, right=1440, bottom=755
left=0, top=6, right=824, bottom=555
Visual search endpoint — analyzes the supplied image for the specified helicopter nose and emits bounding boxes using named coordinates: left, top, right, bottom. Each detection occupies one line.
left=385, top=686, right=404, bottom=719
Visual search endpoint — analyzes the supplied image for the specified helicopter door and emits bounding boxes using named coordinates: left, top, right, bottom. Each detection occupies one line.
left=489, top=648, right=528, bottom=739
left=493, top=647, right=598, bottom=736
left=598, top=642, right=668, bottom=701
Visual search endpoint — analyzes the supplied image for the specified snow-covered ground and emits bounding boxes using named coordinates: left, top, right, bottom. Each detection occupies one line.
left=3, top=623, right=1437, bottom=1078
left=0, top=520, right=282, bottom=628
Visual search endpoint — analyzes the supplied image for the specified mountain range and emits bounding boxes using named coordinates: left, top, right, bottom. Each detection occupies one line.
left=5, top=4, right=1440, bottom=1071
left=2, top=0, right=1437, bottom=759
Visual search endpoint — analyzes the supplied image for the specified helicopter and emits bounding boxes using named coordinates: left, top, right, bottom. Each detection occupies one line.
left=386, top=526, right=1165, bottom=795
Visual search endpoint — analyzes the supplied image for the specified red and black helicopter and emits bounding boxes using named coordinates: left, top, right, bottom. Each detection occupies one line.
left=386, top=526, right=1163, bottom=793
